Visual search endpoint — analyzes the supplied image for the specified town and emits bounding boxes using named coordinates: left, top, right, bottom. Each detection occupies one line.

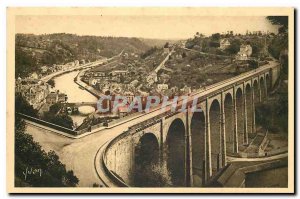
left=12, top=13, right=291, bottom=190
left=15, top=30, right=277, bottom=132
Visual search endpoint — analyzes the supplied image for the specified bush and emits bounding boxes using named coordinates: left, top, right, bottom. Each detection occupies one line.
left=226, top=39, right=241, bottom=54
left=47, top=79, right=55, bottom=87
left=15, top=93, right=38, bottom=117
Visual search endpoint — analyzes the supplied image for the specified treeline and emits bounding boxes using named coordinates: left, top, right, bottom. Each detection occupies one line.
left=140, top=46, right=159, bottom=59
left=185, top=32, right=269, bottom=57
left=255, top=16, right=289, bottom=134
left=15, top=33, right=150, bottom=77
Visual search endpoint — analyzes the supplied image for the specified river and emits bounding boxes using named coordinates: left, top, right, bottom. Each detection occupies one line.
left=53, top=71, right=98, bottom=126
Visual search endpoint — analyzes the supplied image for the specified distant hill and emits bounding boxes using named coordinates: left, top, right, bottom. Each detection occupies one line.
left=139, top=38, right=183, bottom=48
left=15, top=33, right=150, bottom=77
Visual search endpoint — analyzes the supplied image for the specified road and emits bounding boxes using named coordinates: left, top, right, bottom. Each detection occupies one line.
left=154, top=47, right=175, bottom=73
left=25, top=60, right=280, bottom=187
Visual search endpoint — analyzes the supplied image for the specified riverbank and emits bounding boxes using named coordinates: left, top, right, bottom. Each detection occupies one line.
left=53, top=71, right=98, bottom=126
left=73, top=69, right=103, bottom=98
left=41, top=58, right=108, bottom=82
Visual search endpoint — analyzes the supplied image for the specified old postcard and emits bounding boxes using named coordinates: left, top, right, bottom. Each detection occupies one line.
left=6, top=7, right=294, bottom=193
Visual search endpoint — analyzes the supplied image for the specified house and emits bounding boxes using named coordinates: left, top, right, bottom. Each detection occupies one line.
left=163, top=47, right=170, bottom=54
left=55, top=65, right=63, bottom=71
left=124, top=91, right=135, bottom=103
left=110, top=70, right=128, bottom=82
left=157, top=84, right=169, bottom=92
left=240, top=44, right=253, bottom=57
left=180, top=85, right=192, bottom=94
left=146, top=72, right=158, bottom=85
left=89, top=78, right=98, bottom=86
left=84, top=61, right=128, bottom=84
left=80, top=59, right=86, bottom=65
left=219, top=39, right=231, bottom=50
left=27, top=87, right=46, bottom=108
left=46, top=91, right=67, bottom=105
left=30, top=72, right=39, bottom=79
left=130, top=80, right=139, bottom=87
left=46, top=93, right=58, bottom=104
left=41, top=66, right=48, bottom=74
left=117, top=105, right=129, bottom=117
left=48, top=66, right=56, bottom=73
left=159, top=73, right=170, bottom=84
left=16, top=78, right=51, bottom=109
left=74, top=60, right=80, bottom=66
left=236, top=44, right=253, bottom=60
left=170, top=86, right=178, bottom=93
left=57, top=93, right=67, bottom=103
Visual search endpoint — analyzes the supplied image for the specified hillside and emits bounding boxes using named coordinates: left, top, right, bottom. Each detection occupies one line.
left=15, top=33, right=150, bottom=77
left=139, top=38, right=182, bottom=48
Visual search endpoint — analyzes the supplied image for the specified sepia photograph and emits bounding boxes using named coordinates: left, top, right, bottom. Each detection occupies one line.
left=6, top=7, right=294, bottom=193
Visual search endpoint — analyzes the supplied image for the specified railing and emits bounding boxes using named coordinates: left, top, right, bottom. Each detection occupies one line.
left=18, top=113, right=79, bottom=136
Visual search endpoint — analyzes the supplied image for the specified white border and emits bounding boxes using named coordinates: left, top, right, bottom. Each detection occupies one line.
left=1, top=1, right=299, bottom=199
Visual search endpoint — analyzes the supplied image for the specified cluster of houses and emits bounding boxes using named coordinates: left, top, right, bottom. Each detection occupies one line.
left=219, top=38, right=253, bottom=60
left=40, top=59, right=87, bottom=75
left=16, top=77, right=67, bottom=112
left=236, top=44, right=253, bottom=61
left=80, top=49, right=193, bottom=117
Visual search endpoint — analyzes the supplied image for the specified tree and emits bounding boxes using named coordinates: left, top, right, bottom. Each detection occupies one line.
left=267, top=16, right=288, bottom=34
left=49, top=103, right=61, bottom=114
left=47, top=79, right=55, bottom=87
left=15, top=47, right=38, bottom=78
left=43, top=112, right=74, bottom=129
left=15, top=115, right=79, bottom=187
left=209, top=41, right=220, bottom=48
left=164, top=42, right=169, bottom=48
left=248, top=60, right=259, bottom=69
left=226, top=39, right=241, bottom=54
left=211, top=33, right=221, bottom=41
left=15, top=93, right=38, bottom=117
left=268, top=36, right=288, bottom=59
left=141, top=46, right=158, bottom=59
left=249, top=40, right=264, bottom=57
left=185, top=39, right=195, bottom=49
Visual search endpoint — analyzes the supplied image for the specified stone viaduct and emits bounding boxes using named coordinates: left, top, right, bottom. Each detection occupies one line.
left=103, top=61, right=281, bottom=187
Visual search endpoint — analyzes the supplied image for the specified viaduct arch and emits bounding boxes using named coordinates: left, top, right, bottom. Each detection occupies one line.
left=166, top=118, right=186, bottom=186
left=102, top=65, right=279, bottom=187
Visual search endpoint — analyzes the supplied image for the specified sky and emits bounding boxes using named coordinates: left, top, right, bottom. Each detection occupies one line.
left=15, top=15, right=279, bottom=39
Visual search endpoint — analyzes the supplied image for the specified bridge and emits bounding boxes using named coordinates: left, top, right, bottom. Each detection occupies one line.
left=23, top=60, right=282, bottom=187
left=65, top=102, right=98, bottom=109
